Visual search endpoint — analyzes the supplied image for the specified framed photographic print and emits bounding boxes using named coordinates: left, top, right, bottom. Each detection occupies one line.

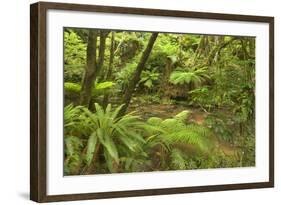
left=30, top=1, right=274, bottom=202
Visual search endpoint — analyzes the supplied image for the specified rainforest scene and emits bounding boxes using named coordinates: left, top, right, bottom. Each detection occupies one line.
left=63, top=28, right=255, bottom=176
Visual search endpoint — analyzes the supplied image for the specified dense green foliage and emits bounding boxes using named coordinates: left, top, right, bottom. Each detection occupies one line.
left=63, top=28, right=255, bottom=175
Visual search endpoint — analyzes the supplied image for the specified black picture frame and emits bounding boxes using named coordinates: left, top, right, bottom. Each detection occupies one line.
left=30, top=1, right=274, bottom=202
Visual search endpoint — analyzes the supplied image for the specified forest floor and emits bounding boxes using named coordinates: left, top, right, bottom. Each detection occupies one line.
left=127, top=101, right=239, bottom=157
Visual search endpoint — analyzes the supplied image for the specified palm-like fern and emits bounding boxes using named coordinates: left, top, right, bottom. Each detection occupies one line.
left=64, top=103, right=147, bottom=174
left=169, top=67, right=210, bottom=88
left=81, top=103, right=146, bottom=173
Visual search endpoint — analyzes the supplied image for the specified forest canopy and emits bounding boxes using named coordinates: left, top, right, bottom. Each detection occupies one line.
left=63, top=28, right=255, bottom=175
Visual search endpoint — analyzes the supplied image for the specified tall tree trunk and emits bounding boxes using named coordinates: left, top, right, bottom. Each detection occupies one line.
left=80, top=30, right=109, bottom=107
left=88, top=31, right=109, bottom=110
left=97, top=31, right=108, bottom=70
left=159, top=57, right=173, bottom=99
left=193, top=35, right=207, bottom=64
left=80, top=30, right=98, bottom=106
left=103, top=32, right=115, bottom=107
left=118, top=33, right=159, bottom=116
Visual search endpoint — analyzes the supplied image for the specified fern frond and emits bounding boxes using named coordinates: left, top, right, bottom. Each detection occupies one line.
left=173, top=110, right=191, bottom=122
left=169, top=67, right=210, bottom=87
left=147, top=117, right=163, bottom=126
left=170, top=148, right=187, bottom=170
left=145, top=115, right=213, bottom=152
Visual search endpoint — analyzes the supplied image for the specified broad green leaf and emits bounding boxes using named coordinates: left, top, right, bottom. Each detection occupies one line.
left=85, top=132, right=98, bottom=166
left=144, top=79, right=153, bottom=88
left=97, top=128, right=119, bottom=162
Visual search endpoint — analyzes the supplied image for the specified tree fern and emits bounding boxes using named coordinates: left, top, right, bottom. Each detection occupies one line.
left=145, top=111, right=213, bottom=151
left=169, top=67, right=210, bottom=88
left=144, top=111, right=214, bottom=171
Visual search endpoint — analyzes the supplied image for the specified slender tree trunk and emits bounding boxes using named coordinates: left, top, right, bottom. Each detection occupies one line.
left=88, top=31, right=109, bottom=110
left=97, top=31, right=108, bottom=70
left=118, top=33, right=159, bottom=116
left=80, top=30, right=108, bottom=107
left=159, top=57, right=173, bottom=98
left=103, top=32, right=115, bottom=107
left=193, top=35, right=207, bottom=64
left=249, top=38, right=255, bottom=58
left=80, top=30, right=98, bottom=106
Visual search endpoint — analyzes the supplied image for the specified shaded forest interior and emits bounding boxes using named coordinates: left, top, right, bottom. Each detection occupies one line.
left=64, top=28, right=255, bottom=175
